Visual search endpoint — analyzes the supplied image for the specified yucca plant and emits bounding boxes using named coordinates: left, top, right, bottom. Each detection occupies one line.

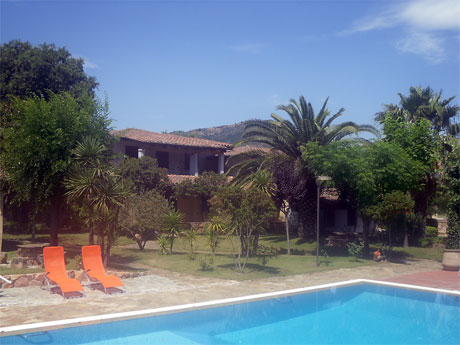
left=161, top=210, right=185, bottom=254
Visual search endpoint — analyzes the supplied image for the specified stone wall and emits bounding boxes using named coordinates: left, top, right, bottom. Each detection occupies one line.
left=0, top=270, right=146, bottom=289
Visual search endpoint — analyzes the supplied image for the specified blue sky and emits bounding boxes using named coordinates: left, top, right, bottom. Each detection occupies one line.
left=2, top=0, right=459, bottom=133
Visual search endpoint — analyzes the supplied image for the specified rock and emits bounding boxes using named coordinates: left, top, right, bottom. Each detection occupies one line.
left=35, top=273, right=45, bottom=282
left=29, top=280, right=43, bottom=287
left=0, top=252, right=7, bottom=264
left=10, top=257, right=24, bottom=269
left=68, top=271, right=76, bottom=279
left=14, top=276, right=29, bottom=288
left=75, top=271, right=85, bottom=282
left=2, top=283, right=13, bottom=289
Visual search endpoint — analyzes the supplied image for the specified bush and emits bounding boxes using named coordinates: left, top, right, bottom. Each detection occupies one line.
left=419, top=226, right=439, bottom=248
left=118, top=191, right=170, bottom=250
left=256, top=245, right=278, bottom=266
left=347, top=241, right=364, bottom=261
left=446, top=211, right=460, bottom=249
left=199, top=255, right=214, bottom=271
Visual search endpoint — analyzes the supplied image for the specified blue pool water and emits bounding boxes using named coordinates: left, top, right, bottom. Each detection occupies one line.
left=2, top=284, right=459, bottom=345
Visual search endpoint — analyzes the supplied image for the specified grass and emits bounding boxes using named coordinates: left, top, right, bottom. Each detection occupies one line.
left=110, top=247, right=373, bottom=280
left=1, top=232, right=444, bottom=279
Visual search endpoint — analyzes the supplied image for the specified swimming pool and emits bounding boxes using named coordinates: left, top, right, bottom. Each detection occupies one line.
left=1, top=280, right=459, bottom=344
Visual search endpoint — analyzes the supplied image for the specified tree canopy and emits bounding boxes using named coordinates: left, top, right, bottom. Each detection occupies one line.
left=228, top=95, right=377, bottom=237
left=117, top=156, right=172, bottom=197
left=0, top=40, right=98, bottom=101
left=0, top=93, right=111, bottom=244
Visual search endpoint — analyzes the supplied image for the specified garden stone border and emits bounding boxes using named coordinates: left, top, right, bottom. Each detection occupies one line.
left=0, top=270, right=147, bottom=289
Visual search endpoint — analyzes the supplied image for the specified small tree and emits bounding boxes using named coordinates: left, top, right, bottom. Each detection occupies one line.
left=161, top=210, right=185, bottom=254
left=210, top=186, right=276, bottom=273
left=119, top=191, right=170, bottom=250
left=185, top=226, right=198, bottom=257
left=204, top=216, right=226, bottom=256
left=370, top=191, right=414, bottom=256
left=117, top=156, right=172, bottom=197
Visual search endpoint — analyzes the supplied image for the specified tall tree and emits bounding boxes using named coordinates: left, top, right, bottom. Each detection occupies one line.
left=228, top=96, right=377, bottom=237
left=0, top=40, right=98, bottom=101
left=304, top=140, right=426, bottom=255
left=375, top=86, right=460, bottom=136
left=0, top=93, right=111, bottom=245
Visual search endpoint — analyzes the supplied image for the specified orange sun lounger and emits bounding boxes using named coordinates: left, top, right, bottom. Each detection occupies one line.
left=43, top=246, right=84, bottom=298
left=82, top=245, right=124, bottom=294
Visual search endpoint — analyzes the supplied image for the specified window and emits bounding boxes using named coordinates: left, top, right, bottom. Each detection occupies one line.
left=156, top=151, right=169, bottom=169
left=125, top=146, right=138, bottom=158
left=184, top=153, right=190, bottom=171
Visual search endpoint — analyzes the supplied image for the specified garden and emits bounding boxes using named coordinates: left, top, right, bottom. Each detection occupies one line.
left=0, top=41, right=459, bottom=284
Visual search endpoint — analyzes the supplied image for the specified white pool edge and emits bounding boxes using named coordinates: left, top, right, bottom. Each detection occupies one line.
left=1, top=279, right=459, bottom=337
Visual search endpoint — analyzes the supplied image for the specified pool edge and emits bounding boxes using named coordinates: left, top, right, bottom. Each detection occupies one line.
left=1, top=278, right=459, bottom=337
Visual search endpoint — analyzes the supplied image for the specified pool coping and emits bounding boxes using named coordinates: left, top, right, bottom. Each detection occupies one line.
left=1, top=278, right=459, bottom=337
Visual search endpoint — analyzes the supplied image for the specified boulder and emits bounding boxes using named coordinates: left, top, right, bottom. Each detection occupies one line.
left=0, top=252, right=7, bottom=264
left=29, top=280, right=43, bottom=287
left=10, top=257, right=24, bottom=269
left=13, top=276, right=29, bottom=288
left=35, top=273, right=45, bottom=282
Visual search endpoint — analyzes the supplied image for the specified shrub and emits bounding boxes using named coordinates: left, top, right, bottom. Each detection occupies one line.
left=158, top=235, right=169, bottom=255
left=199, top=255, right=214, bottom=271
left=347, top=241, right=364, bottom=261
left=256, top=245, right=278, bottom=266
left=419, top=226, right=439, bottom=248
left=118, top=191, right=170, bottom=250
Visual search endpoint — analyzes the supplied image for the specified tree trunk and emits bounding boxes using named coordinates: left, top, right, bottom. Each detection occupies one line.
left=403, top=223, right=409, bottom=249
left=104, top=242, right=111, bottom=267
left=252, top=231, right=259, bottom=255
left=49, top=200, right=60, bottom=246
left=297, top=178, right=318, bottom=238
left=285, top=210, right=291, bottom=255
left=362, top=217, right=370, bottom=258
left=97, top=223, right=105, bottom=262
left=88, top=208, right=94, bottom=245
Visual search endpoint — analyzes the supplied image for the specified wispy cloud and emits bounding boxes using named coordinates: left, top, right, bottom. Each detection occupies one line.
left=343, top=0, right=460, bottom=63
left=78, top=55, right=98, bottom=69
left=228, top=43, right=270, bottom=54
left=395, top=31, right=446, bottom=64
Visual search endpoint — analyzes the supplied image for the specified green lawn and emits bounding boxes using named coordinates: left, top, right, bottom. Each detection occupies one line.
left=1, top=232, right=444, bottom=279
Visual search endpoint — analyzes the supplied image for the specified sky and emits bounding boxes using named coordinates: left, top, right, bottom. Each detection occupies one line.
left=1, top=0, right=460, bottom=133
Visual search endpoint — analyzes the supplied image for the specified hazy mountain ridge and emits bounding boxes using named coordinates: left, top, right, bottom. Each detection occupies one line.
left=171, top=121, right=250, bottom=144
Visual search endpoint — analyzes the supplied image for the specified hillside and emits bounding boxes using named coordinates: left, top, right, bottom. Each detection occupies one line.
left=171, top=121, right=250, bottom=144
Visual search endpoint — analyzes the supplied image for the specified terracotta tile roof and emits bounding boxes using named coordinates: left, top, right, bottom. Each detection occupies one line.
left=225, top=145, right=271, bottom=156
left=112, top=128, right=233, bottom=150
left=168, top=174, right=197, bottom=184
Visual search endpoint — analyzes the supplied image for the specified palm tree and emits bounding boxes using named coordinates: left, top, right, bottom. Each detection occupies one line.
left=65, top=137, right=109, bottom=245
left=161, top=210, right=185, bottom=254
left=65, top=137, right=129, bottom=265
left=375, top=86, right=460, bottom=230
left=229, top=96, right=378, bottom=237
left=375, top=86, right=460, bottom=135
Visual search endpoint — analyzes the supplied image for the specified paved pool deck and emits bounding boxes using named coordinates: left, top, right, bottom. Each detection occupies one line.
left=0, top=259, right=458, bottom=329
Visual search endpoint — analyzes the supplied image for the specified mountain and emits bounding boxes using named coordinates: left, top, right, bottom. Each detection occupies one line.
left=171, top=121, right=250, bottom=144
